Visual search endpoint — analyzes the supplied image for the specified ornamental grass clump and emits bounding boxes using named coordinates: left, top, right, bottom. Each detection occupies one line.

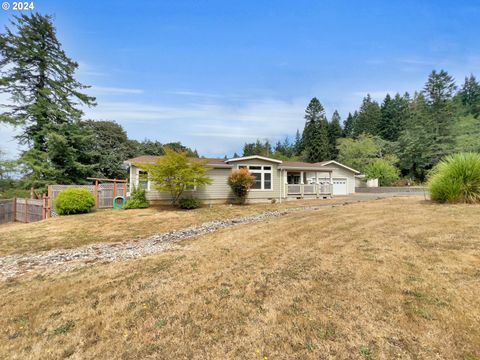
left=428, top=153, right=480, bottom=204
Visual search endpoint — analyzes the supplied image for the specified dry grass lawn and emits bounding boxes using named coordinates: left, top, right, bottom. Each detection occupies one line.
left=0, top=198, right=345, bottom=256
left=0, top=197, right=479, bottom=359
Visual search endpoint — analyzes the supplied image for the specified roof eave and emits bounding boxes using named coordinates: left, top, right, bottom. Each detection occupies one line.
left=278, top=166, right=335, bottom=171
left=320, top=160, right=360, bottom=174
left=225, top=155, right=283, bottom=164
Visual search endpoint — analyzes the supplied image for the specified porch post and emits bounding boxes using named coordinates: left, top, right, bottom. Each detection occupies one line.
left=329, top=171, right=333, bottom=195
left=300, top=171, right=304, bottom=198
left=315, top=172, right=319, bottom=197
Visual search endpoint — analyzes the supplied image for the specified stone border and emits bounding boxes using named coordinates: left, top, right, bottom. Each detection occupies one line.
left=0, top=201, right=367, bottom=279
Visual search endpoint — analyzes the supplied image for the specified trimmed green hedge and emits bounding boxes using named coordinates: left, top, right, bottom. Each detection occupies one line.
left=178, top=197, right=201, bottom=209
left=124, top=186, right=149, bottom=209
left=55, top=188, right=96, bottom=215
left=428, top=153, right=480, bottom=204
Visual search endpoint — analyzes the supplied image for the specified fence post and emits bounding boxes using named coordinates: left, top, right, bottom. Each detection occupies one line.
left=113, top=179, right=117, bottom=198
left=124, top=178, right=128, bottom=197
left=13, top=197, right=17, bottom=222
left=24, top=198, right=28, bottom=223
left=42, top=195, right=46, bottom=220
left=48, top=185, right=52, bottom=217
left=95, top=180, right=99, bottom=208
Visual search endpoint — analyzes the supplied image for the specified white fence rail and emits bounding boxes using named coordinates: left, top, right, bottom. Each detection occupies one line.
left=286, top=183, right=332, bottom=196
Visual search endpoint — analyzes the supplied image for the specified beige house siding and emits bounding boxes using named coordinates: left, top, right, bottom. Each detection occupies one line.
left=127, top=157, right=358, bottom=202
left=142, top=167, right=234, bottom=202
left=227, top=158, right=282, bottom=201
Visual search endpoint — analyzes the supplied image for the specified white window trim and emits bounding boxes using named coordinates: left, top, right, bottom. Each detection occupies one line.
left=237, top=164, right=273, bottom=191
left=137, top=169, right=150, bottom=191
left=185, top=184, right=197, bottom=192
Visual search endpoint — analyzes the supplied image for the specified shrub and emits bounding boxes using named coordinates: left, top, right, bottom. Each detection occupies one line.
left=124, top=186, right=149, bottom=209
left=364, top=158, right=400, bottom=186
left=55, top=188, right=95, bottom=215
left=178, top=197, right=201, bottom=209
left=228, top=168, right=256, bottom=204
left=428, top=153, right=480, bottom=203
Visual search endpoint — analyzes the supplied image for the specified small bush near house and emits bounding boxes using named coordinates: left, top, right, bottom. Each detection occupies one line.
left=428, top=153, right=480, bottom=203
left=364, top=158, right=400, bottom=186
left=55, top=188, right=95, bottom=215
left=228, top=168, right=256, bottom=204
left=124, top=186, right=149, bottom=209
left=178, top=197, right=201, bottom=209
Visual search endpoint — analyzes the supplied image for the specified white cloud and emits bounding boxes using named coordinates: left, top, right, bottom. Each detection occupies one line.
left=0, top=124, right=21, bottom=158
left=165, top=90, right=225, bottom=98
left=84, top=97, right=307, bottom=157
left=90, top=86, right=144, bottom=95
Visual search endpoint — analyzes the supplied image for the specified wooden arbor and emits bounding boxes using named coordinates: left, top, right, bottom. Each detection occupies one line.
left=86, top=177, right=128, bottom=208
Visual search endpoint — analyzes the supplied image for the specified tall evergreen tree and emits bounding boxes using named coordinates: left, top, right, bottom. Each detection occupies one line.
left=301, top=98, right=330, bottom=162
left=396, top=93, right=435, bottom=180
left=0, top=14, right=96, bottom=187
left=294, top=129, right=302, bottom=155
left=328, top=110, right=343, bottom=159
left=423, top=70, right=457, bottom=156
left=379, top=93, right=410, bottom=141
left=353, top=95, right=381, bottom=137
left=458, top=74, right=480, bottom=117
left=343, top=112, right=356, bottom=138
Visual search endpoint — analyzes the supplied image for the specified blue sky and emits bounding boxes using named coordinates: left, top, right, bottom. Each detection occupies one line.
left=1, top=0, right=480, bottom=157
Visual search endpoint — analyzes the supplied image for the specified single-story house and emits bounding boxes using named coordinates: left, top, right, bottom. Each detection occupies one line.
left=125, top=155, right=360, bottom=203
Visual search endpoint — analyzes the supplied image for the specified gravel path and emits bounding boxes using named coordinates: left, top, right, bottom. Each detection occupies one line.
left=0, top=196, right=397, bottom=279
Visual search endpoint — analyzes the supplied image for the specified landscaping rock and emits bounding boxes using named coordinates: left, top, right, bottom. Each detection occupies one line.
left=0, top=203, right=344, bottom=279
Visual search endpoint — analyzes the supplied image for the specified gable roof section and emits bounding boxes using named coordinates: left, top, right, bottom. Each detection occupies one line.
left=225, top=155, right=282, bottom=164
left=125, top=155, right=359, bottom=173
left=278, top=161, right=335, bottom=171
left=124, top=156, right=232, bottom=168
left=315, top=160, right=360, bottom=174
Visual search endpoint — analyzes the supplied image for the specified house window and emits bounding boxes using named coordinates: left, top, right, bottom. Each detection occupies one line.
left=238, top=165, right=273, bottom=190
left=185, top=182, right=197, bottom=191
left=138, top=171, right=148, bottom=190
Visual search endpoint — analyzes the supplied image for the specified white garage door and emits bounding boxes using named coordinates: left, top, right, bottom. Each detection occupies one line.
left=332, top=178, right=348, bottom=195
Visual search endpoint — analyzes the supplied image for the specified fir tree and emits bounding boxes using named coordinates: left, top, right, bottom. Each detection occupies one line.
left=0, top=14, right=96, bottom=187
left=458, top=74, right=480, bottom=117
left=379, top=93, right=410, bottom=141
left=328, top=110, right=343, bottom=159
left=353, top=95, right=381, bottom=137
left=301, top=98, right=330, bottom=162
left=294, top=129, right=302, bottom=155
left=343, top=112, right=356, bottom=138
left=423, top=70, right=457, bottom=155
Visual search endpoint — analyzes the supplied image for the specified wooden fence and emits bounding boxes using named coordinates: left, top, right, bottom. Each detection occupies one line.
left=0, top=182, right=128, bottom=225
left=0, top=197, right=50, bottom=225
left=48, top=183, right=128, bottom=215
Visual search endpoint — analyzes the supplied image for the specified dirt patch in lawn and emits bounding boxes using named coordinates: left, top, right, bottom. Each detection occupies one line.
left=0, top=197, right=479, bottom=359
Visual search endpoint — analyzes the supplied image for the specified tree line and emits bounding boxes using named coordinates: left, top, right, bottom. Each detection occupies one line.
left=0, top=14, right=197, bottom=194
left=243, top=70, right=480, bottom=181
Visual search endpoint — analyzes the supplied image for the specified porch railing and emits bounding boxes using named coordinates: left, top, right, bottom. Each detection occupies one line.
left=286, top=183, right=332, bottom=196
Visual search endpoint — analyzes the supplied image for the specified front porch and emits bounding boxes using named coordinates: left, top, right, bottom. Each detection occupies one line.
left=286, top=183, right=333, bottom=197
left=280, top=167, right=334, bottom=198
